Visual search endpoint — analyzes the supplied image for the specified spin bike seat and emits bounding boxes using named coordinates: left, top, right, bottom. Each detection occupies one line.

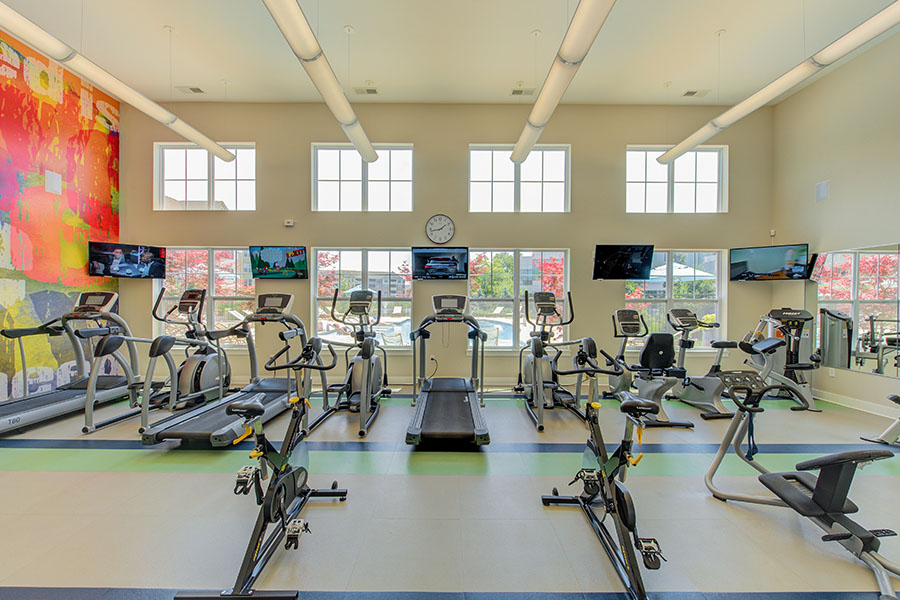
left=226, top=395, right=266, bottom=418
left=618, top=391, right=660, bottom=417
left=711, top=340, right=737, bottom=349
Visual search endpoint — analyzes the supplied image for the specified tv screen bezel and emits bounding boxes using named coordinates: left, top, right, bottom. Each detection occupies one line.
left=411, top=246, right=469, bottom=281
left=249, top=246, right=309, bottom=280
left=591, top=244, right=655, bottom=280
left=87, top=241, right=167, bottom=279
left=728, top=243, right=810, bottom=282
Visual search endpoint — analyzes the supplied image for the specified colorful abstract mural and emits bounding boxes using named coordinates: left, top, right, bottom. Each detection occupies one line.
left=0, top=32, right=120, bottom=402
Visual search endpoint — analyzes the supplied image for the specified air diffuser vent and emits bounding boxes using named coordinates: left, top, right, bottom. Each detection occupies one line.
left=682, top=89, right=710, bottom=98
left=511, top=88, right=535, bottom=96
left=175, top=86, right=205, bottom=95
left=354, top=87, right=379, bottom=95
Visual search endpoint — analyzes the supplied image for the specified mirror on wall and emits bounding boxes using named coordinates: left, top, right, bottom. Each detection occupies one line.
left=813, top=244, right=900, bottom=379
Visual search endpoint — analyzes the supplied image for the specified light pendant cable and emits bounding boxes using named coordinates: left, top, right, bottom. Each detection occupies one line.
left=511, top=0, right=617, bottom=163
left=0, top=2, right=233, bottom=161
left=657, top=0, right=900, bottom=165
left=262, top=0, right=377, bottom=162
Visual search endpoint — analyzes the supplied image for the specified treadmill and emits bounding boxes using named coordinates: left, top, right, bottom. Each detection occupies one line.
left=0, top=291, right=139, bottom=434
left=406, top=295, right=490, bottom=446
left=141, top=293, right=324, bottom=447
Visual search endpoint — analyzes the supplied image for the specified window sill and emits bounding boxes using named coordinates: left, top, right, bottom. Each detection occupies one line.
left=624, top=348, right=728, bottom=358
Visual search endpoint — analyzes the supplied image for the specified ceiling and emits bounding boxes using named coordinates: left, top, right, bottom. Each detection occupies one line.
left=2, top=0, right=899, bottom=106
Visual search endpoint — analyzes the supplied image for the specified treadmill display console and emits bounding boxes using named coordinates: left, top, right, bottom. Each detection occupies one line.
left=74, top=291, right=118, bottom=313
left=432, top=295, right=467, bottom=321
left=257, top=293, right=294, bottom=315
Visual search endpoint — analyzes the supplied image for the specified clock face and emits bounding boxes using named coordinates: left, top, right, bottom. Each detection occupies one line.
left=426, top=214, right=455, bottom=244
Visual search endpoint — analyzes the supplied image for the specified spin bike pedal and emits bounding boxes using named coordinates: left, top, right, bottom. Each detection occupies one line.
left=285, top=519, right=311, bottom=550
left=569, top=468, right=599, bottom=486
left=234, top=466, right=259, bottom=495
left=635, top=537, right=665, bottom=570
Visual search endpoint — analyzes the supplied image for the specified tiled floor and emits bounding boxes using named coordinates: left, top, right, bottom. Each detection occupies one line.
left=0, top=392, right=898, bottom=599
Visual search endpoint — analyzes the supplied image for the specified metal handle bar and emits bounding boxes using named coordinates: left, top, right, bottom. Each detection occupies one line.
left=552, top=347, right=623, bottom=377
left=264, top=341, right=338, bottom=372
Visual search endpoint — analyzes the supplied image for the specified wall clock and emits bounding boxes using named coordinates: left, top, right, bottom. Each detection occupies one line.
left=425, top=214, right=455, bottom=244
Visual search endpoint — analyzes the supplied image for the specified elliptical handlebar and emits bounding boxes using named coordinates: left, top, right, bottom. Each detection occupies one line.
left=152, top=286, right=204, bottom=327
left=552, top=347, right=623, bottom=377
left=329, top=288, right=382, bottom=327
left=524, top=290, right=574, bottom=328
left=264, top=338, right=338, bottom=372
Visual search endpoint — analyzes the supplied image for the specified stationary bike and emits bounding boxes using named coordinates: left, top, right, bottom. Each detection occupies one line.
left=861, top=394, right=900, bottom=448
left=542, top=343, right=666, bottom=600
left=305, top=289, right=390, bottom=437
left=604, top=308, right=643, bottom=399
left=666, top=308, right=735, bottom=420
left=514, top=291, right=585, bottom=430
left=175, top=335, right=346, bottom=600
left=706, top=351, right=900, bottom=600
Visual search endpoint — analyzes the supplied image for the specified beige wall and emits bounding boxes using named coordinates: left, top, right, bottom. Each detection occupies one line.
left=773, top=33, right=900, bottom=415
left=118, top=101, right=778, bottom=387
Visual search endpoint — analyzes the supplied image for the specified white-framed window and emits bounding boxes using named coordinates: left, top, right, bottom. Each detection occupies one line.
left=625, top=250, right=723, bottom=349
left=625, top=146, right=727, bottom=213
left=469, top=145, right=570, bottom=212
left=468, top=249, right=569, bottom=348
left=312, top=144, right=413, bottom=211
left=154, top=248, right=255, bottom=346
left=314, top=248, right=413, bottom=346
left=154, top=143, right=256, bottom=211
left=817, top=251, right=899, bottom=350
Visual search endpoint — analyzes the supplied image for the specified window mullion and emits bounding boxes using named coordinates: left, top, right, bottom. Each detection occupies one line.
left=362, top=158, right=368, bottom=212
left=208, top=152, right=215, bottom=210
left=514, top=163, right=521, bottom=212
left=667, top=163, right=675, bottom=213
left=513, top=250, right=521, bottom=347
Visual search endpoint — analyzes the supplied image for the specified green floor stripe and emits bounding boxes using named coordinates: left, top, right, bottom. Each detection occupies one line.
left=3, top=447, right=899, bottom=476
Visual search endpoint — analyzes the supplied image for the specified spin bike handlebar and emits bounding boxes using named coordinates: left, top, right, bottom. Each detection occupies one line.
left=330, top=288, right=382, bottom=327
left=727, top=384, right=811, bottom=413
left=264, top=339, right=338, bottom=372
left=552, top=347, right=623, bottom=377
left=524, top=291, right=574, bottom=328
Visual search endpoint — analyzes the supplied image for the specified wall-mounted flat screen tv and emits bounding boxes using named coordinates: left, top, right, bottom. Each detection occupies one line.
left=88, top=242, right=166, bottom=279
left=249, top=246, right=309, bottom=279
left=592, top=245, right=654, bottom=280
left=729, top=244, right=809, bottom=281
left=412, top=247, right=469, bottom=280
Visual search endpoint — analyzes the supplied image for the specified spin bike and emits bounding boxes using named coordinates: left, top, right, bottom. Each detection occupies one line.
left=542, top=342, right=665, bottom=600
left=305, top=289, right=390, bottom=437
left=176, top=334, right=346, bottom=600
left=706, top=354, right=900, bottom=599
left=514, top=291, right=585, bottom=430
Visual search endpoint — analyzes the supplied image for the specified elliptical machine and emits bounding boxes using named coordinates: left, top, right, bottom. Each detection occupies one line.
left=666, top=308, right=735, bottom=420
left=305, top=289, right=390, bottom=437
left=514, top=291, right=585, bottom=430
left=741, top=308, right=821, bottom=411
left=82, top=288, right=231, bottom=433
left=175, top=335, right=346, bottom=600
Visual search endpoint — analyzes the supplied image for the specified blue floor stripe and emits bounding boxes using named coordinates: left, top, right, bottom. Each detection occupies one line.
left=0, top=589, right=886, bottom=600
left=0, top=438, right=894, bottom=455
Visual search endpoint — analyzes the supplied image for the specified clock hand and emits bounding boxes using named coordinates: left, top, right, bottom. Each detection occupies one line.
left=432, top=224, right=448, bottom=232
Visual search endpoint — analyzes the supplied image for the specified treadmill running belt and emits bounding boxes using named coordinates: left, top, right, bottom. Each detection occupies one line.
left=420, top=390, right=475, bottom=440
left=163, top=390, right=284, bottom=439
left=0, top=388, right=85, bottom=418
